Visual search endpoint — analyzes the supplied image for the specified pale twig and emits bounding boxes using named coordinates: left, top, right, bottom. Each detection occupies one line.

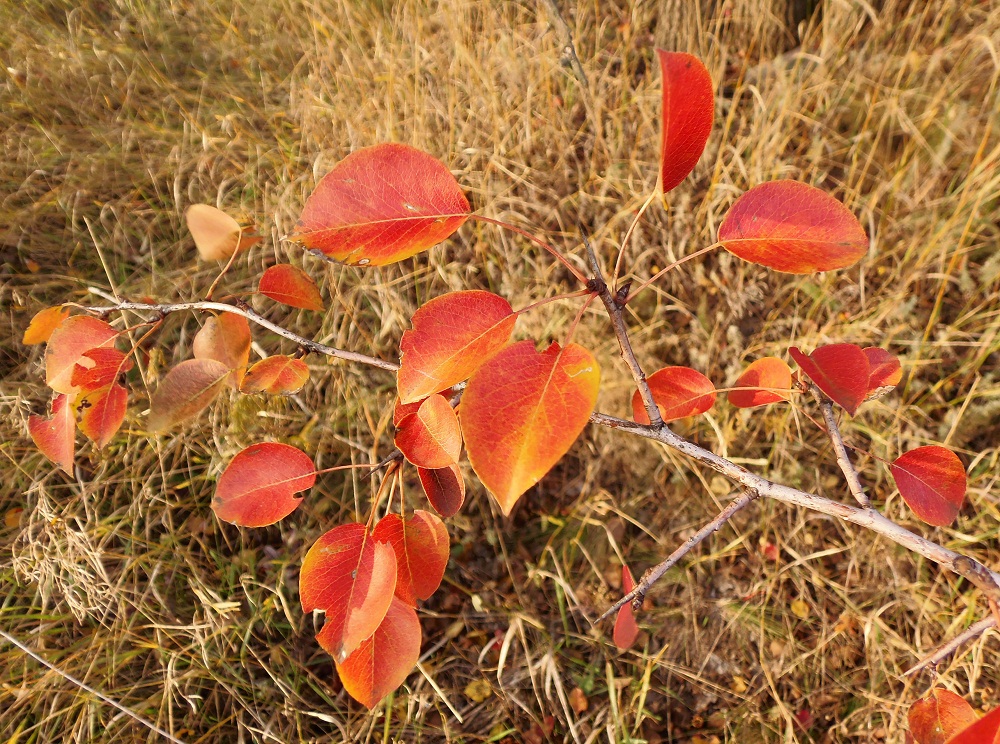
left=538, top=0, right=595, bottom=123
left=814, top=387, right=870, bottom=507
left=904, top=616, right=998, bottom=677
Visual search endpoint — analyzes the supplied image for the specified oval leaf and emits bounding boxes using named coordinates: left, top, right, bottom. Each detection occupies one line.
left=77, top=383, right=128, bottom=449
left=186, top=204, right=261, bottom=261
left=334, top=596, right=421, bottom=709
left=239, top=355, right=310, bottom=395
left=394, top=394, right=462, bottom=469
left=657, top=50, right=714, bottom=193
left=417, top=464, right=466, bottom=518
left=45, top=316, right=118, bottom=394
left=461, top=341, right=600, bottom=515
left=718, top=181, right=868, bottom=273
left=891, top=446, right=966, bottom=527
left=213, top=443, right=316, bottom=527
left=909, top=688, right=977, bottom=744
left=864, top=347, right=902, bottom=400
left=372, top=510, right=450, bottom=606
left=147, top=358, right=231, bottom=432
left=613, top=565, right=640, bottom=650
left=632, top=366, right=716, bottom=424
left=28, top=393, right=76, bottom=475
left=294, top=143, right=470, bottom=267
left=729, top=356, right=792, bottom=408
left=398, top=290, right=517, bottom=404
left=23, top=305, right=70, bottom=345
left=258, top=264, right=324, bottom=311
left=945, top=705, right=1000, bottom=744
left=300, top=523, right=398, bottom=663
left=789, top=344, right=869, bottom=415
left=193, top=313, right=251, bottom=387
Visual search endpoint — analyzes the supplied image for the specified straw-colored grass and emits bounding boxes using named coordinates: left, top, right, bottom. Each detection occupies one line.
left=2, top=0, right=999, bottom=741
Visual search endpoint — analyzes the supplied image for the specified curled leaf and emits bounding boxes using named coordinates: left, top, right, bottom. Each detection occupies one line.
left=864, top=347, right=902, bottom=400
left=147, top=358, right=231, bottom=432
left=23, top=305, right=70, bottom=345
left=186, top=204, right=261, bottom=261
left=417, top=464, right=466, bottom=517
left=891, top=446, right=966, bottom=527
left=372, top=510, right=449, bottom=606
left=239, top=355, right=310, bottom=395
left=45, top=316, right=118, bottom=394
left=71, top=348, right=133, bottom=391
left=613, top=565, right=640, bottom=650
left=729, top=357, right=792, bottom=409
left=28, top=393, right=76, bottom=475
left=258, top=264, right=324, bottom=311
left=193, top=313, right=251, bottom=387
left=77, top=383, right=128, bottom=448
left=789, top=344, right=869, bottom=415
left=657, top=50, right=714, bottom=193
left=632, top=366, right=716, bottom=424
left=394, top=394, right=462, bottom=469
left=213, top=443, right=316, bottom=527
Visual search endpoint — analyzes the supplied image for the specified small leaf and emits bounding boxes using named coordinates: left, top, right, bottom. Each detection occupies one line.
left=397, top=290, right=517, bottom=404
left=239, top=355, right=310, bottom=395
left=45, top=316, right=119, bottom=394
left=945, top=704, right=1000, bottom=744
left=147, top=358, right=231, bottom=432
left=864, top=347, right=902, bottom=400
left=569, top=687, right=589, bottom=714
left=71, top=348, right=133, bottom=391
left=193, top=313, right=251, bottom=387
left=394, top=394, right=462, bottom=469
left=77, top=383, right=128, bottom=448
left=213, top=443, right=316, bottom=527
left=258, top=264, right=324, bottom=311
left=417, top=464, right=466, bottom=518
left=294, top=143, right=470, bottom=267
left=461, top=341, right=600, bottom=515
left=789, top=344, right=869, bottom=415
left=613, top=565, right=639, bottom=650
left=372, top=510, right=450, bottom=605
left=464, top=679, right=493, bottom=703
left=23, top=305, right=70, bottom=345
left=28, top=393, right=76, bottom=475
left=718, top=181, right=868, bottom=273
left=632, top=366, right=716, bottom=424
left=908, top=689, right=977, bottom=744
left=656, top=50, right=714, bottom=193
left=185, top=204, right=261, bottom=261
left=334, top=596, right=421, bottom=709
left=791, top=599, right=810, bottom=619
left=891, top=446, right=966, bottom=527
left=729, top=357, right=792, bottom=408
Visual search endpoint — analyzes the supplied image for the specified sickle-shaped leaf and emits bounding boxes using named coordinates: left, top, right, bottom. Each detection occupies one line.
left=301, top=523, right=398, bottom=663
left=864, top=347, right=902, bottom=400
left=718, top=181, right=868, bottom=273
left=729, top=357, right=792, bottom=408
left=945, top=704, right=1000, bottom=744
left=417, top=464, right=466, bottom=517
left=397, top=291, right=517, bottom=404
left=657, top=50, right=714, bottom=194
left=23, top=305, right=70, bottom=345
left=334, top=596, right=421, bottom=709
left=461, top=341, right=600, bottom=515
left=908, top=689, right=977, bottom=744
left=632, top=366, right=716, bottom=424
left=71, top=348, right=133, bottom=392
left=294, top=143, right=470, bottom=267
left=28, top=393, right=76, bottom=475
left=239, top=355, right=310, bottom=395
left=185, top=204, right=261, bottom=261
left=789, top=344, right=869, bottom=415
left=891, top=446, right=966, bottom=527
left=45, top=316, right=119, bottom=394
left=193, top=313, right=251, bottom=387
left=258, top=264, right=325, bottom=311
left=147, top=359, right=231, bottom=432
left=77, top=383, right=128, bottom=448
left=394, top=394, right=462, bottom=469
left=613, top=565, right=640, bottom=650
left=372, top=511, right=450, bottom=606
left=213, top=443, right=316, bottom=527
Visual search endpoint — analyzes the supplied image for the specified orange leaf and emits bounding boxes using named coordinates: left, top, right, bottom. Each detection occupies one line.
left=77, top=383, right=127, bottom=448
left=789, top=344, right=869, bottom=415
left=193, top=313, right=251, bottom=387
left=632, top=366, right=716, bottom=424
left=909, top=689, right=977, bottom=744
left=372, top=510, right=450, bottom=606
left=335, top=596, right=421, bottom=709
left=891, top=446, right=966, bottom=527
left=239, top=355, right=310, bottom=395
left=718, top=181, right=868, bottom=273
left=397, top=290, right=517, bottom=404
left=393, top=396, right=423, bottom=427
left=656, top=50, right=714, bottom=194
left=185, top=204, right=261, bottom=261
left=294, top=143, right=470, bottom=267
left=22, top=305, right=70, bottom=345
left=27, top=393, right=76, bottom=475
left=258, top=264, right=324, bottom=311
left=945, top=704, right=1000, bottom=744
left=613, top=565, right=639, bottom=650
left=301, top=523, right=398, bottom=662
left=394, top=394, right=462, bottom=469
left=417, top=464, right=466, bottom=518
left=71, top=348, right=133, bottom=391
left=45, top=316, right=118, bottom=394
left=213, top=443, right=316, bottom=527
left=864, top=347, right=902, bottom=400
left=147, top=358, right=231, bottom=432
left=729, top=357, right=792, bottom=408
left=461, top=341, right=600, bottom=515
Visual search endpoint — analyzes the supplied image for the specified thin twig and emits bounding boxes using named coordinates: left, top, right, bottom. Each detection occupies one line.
left=814, top=387, right=870, bottom=508
left=538, top=0, right=595, bottom=123
left=904, top=616, right=998, bottom=676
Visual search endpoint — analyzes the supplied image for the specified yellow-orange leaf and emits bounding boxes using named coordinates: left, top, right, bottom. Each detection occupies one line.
left=394, top=394, right=462, bottom=469
left=147, top=359, right=231, bottom=432
left=460, top=341, right=600, bottom=515
left=372, top=510, right=449, bottom=606
left=185, top=204, right=261, bottom=261
left=193, top=313, right=251, bottom=387
left=213, top=443, right=316, bottom=527
left=239, top=355, right=310, bottom=395
left=27, top=393, right=76, bottom=475
left=77, top=383, right=127, bottom=448
left=22, top=305, right=70, bottom=345
left=45, top=316, right=118, bottom=394
left=909, top=689, right=977, bottom=744
left=632, top=366, right=716, bottom=423
left=729, top=357, right=792, bottom=409
left=258, top=264, right=324, bottom=311
left=71, top=348, right=133, bottom=392
left=613, top=565, right=640, bottom=650
left=417, top=464, right=466, bottom=518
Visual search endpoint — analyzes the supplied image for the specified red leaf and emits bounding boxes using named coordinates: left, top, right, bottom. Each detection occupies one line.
left=193, top=313, right=252, bottom=387
left=417, top=464, right=466, bottom=517
left=729, top=356, right=792, bottom=408
left=301, top=523, right=398, bottom=662
left=613, top=565, right=640, bottom=650
left=334, top=596, right=421, bottom=709
left=789, top=344, right=869, bottom=415
left=632, top=366, right=716, bottom=424
left=294, top=143, right=470, bottom=267
left=45, top=316, right=118, bottom=394
left=397, top=291, right=517, bottom=404
left=372, top=511, right=449, bottom=606
left=185, top=204, right=261, bottom=261
left=28, top=393, right=76, bottom=475
left=239, top=355, right=310, bottom=395
left=213, top=443, right=316, bottom=527
left=394, top=394, right=462, bottom=469
left=908, top=689, right=977, bottom=744
left=891, top=446, right=966, bottom=527
left=23, top=305, right=70, bottom=345
left=71, top=348, right=133, bottom=391
left=461, top=341, right=600, bottom=515
left=147, top=358, right=231, bottom=432
left=656, top=50, right=714, bottom=193
left=945, top=704, right=1000, bottom=744
left=77, top=383, right=128, bottom=448
left=718, top=181, right=868, bottom=273
left=258, top=264, right=324, bottom=311
left=393, top=397, right=423, bottom=427
left=864, top=347, right=902, bottom=400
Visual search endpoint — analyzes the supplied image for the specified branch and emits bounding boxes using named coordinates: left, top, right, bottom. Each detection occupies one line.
left=815, top=388, right=870, bottom=508
left=904, top=616, right=998, bottom=676
left=538, top=0, right=595, bottom=123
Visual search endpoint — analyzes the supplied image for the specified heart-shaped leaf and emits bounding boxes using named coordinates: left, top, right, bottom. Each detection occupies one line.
left=417, top=464, right=466, bottom=517
left=147, top=358, right=231, bottom=432
left=258, top=264, right=324, bottom=311
left=908, top=689, right=977, bottom=744
left=372, top=510, right=449, bottom=606
left=239, top=355, right=310, bottom=395
left=45, top=316, right=118, bottom=394
left=394, top=394, right=462, bottom=469
left=632, top=366, right=716, bottom=424
left=729, top=356, right=792, bottom=408
left=193, top=313, right=251, bottom=387
left=28, top=393, right=76, bottom=475
left=891, top=446, right=966, bottom=527
left=945, top=704, right=1000, bottom=744
left=77, top=383, right=128, bottom=448
left=213, top=443, right=316, bottom=527
left=185, top=204, right=261, bottom=261
left=863, top=347, right=902, bottom=400
left=23, top=305, right=70, bottom=345
left=656, top=50, right=714, bottom=193
left=789, top=344, right=869, bottom=415
left=613, top=565, right=640, bottom=650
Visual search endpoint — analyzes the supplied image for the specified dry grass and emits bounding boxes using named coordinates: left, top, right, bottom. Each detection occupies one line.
left=1, top=0, right=999, bottom=741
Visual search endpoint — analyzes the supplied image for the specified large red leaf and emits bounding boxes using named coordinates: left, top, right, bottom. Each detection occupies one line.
left=945, top=704, right=1000, bottom=744
left=45, top=316, right=118, bottom=394
left=909, top=689, right=977, bottom=744
left=239, top=355, right=310, bottom=395
left=213, top=443, right=316, bottom=527
left=258, top=264, right=325, bottom=311
left=71, top=348, right=133, bottom=391
left=613, top=565, right=640, bottom=650
left=301, top=523, right=398, bottom=662
left=372, top=511, right=449, bottom=606
left=293, top=143, right=470, bottom=267
left=891, top=446, right=966, bottom=527
left=461, top=341, right=600, bottom=515
left=417, top=464, right=466, bottom=517
left=23, top=305, right=70, bottom=345
left=185, top=204, right=261, bottom=261
left=334, top=596, right=421, bottom=709
left=27, top=393, right=76, bottom=475
left=656, top=50, right=714, bottom=193
left=394, top=394, right=462, bottom=469
left=718, top=181, right=868, bottom=273
left=77, top=383, right=128, bottom=448
left=147, top=359, right=231, bottom=432
left=864, top=347, right=902, bottom=400
left=788, top=344, right=869, bottom=415
left=397, top=290, right=517, bottom=404
left=729, top=356, right=792, bottom=409
left=193, top=313, right=251, bottom=387
left=632, top=366, right=716, bottom=424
